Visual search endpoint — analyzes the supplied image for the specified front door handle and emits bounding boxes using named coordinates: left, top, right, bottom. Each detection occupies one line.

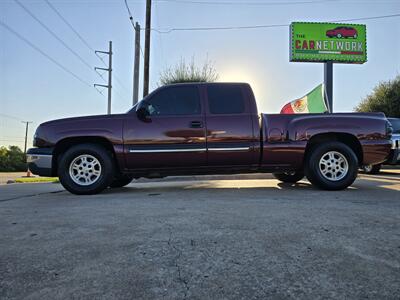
left=190, top=121, right=203, bottom=128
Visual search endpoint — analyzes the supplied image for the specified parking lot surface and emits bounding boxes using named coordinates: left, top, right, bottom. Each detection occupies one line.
left=1, top=171, right=400, bottom=299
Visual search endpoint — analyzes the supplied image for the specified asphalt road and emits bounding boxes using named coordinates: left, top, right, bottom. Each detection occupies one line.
left=1, top=172, right=400, bottom=299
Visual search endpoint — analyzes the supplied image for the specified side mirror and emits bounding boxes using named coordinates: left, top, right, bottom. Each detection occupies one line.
left=136, top=100, right=151, bottom=122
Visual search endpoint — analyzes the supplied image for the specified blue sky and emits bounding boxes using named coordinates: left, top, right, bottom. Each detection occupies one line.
left=1, top=0, right=399, bottom=148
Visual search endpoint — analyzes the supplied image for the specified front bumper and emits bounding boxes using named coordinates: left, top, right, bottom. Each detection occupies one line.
left=26, top=148, right=54, bottom=177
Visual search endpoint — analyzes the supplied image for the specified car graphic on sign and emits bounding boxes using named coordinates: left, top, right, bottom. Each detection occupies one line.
left=326, top=26, right=358, bottom=38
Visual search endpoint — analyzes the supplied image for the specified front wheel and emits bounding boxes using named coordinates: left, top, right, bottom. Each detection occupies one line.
left=58, top=144, right=115, bottom=195
left=273, top=171, right=304, bottom=183
left=305, top=142, right=358, bottom=190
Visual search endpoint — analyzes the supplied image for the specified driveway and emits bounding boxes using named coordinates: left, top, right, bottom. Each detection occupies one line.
left=1, top=171, right=399, bottom=299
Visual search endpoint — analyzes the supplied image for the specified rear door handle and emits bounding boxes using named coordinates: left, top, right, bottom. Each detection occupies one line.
left=190, top=121, right=203, bottom=128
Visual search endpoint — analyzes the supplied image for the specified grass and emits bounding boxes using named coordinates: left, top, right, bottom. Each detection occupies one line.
left=15, top=177, right=59, bottom=183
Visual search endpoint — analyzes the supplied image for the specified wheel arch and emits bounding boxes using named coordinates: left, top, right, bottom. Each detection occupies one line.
left=305, top=132, right=363, bottom=166
left=52, top=136, right=120, bottom=176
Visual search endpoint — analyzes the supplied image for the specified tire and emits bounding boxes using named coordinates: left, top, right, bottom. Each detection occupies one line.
left=305, top=142, right=358, bottom=190
left=362, top=164, right=381, bottom=174
left=58, top=143, right=115, bottom=195
left=353, top=34, right=357, bottom=38
left=273, top=171, right=304, bottom=183
left=337, top=33, right=342, bottom=38
left=110, top=174, right=134, bottom=188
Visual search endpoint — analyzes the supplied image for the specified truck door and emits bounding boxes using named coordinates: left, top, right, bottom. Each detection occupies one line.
left=205, top=84, right=258, bottom=167
left=123, top=85, right=207, bottom=169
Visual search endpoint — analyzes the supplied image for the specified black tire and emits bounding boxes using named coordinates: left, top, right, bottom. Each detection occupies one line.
left=110, top=174, right=134, bottom=188
left=362, top=164, right=381, bottom=174
left=58, top=143, right=115, bottom=195
left=273, top=171, right=304, bottom=183
left=305, top=142, right=358, bottom=190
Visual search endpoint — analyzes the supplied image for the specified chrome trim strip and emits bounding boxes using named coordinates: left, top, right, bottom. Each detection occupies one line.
left=208, top=147, right=250, bottom=151
left=129, top=147, right=250, bottom=153
left=129, top=148, right=206, bottom=153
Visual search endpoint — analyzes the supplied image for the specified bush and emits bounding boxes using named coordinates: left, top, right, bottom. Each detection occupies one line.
left=159, top=57, right=218, bottom=85
left=0, top=146, right=27, bottom=172
left=355, top=75, right=400, bottom=117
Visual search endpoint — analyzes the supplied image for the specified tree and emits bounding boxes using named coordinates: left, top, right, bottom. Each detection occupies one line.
left=159, top=57, right=218, bottom=85
left=0, top=145, right=26, bottom=172
left=355, top=75, right=400, bottom=117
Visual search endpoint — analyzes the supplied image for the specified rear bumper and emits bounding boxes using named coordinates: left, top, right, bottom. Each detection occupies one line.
left=26, top=148, right=54, bottom=177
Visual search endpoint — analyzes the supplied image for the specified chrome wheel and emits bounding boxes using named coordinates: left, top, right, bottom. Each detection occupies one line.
left=69, top=154, right=102, bottom=186
left=319, top=151, right=348, bottom=181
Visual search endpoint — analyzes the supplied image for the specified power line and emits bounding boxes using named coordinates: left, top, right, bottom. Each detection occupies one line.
left=43, top=0, right=130, bottom=97
left=154, top=0, right=335, bottom=6
left=149, top=12, right=400, bottom=33
left=43, top=0, right=96, bottom=53
left=0, top=113, right=24, bottom=122
left=124, top=0, right=145, bottom=59
left=0, top=20, right=92, bottom=87
left=14, top=0, right=94, bottom=71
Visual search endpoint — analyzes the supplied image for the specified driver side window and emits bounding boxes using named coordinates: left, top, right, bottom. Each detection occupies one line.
left=147, top=86, right=201, bottom=116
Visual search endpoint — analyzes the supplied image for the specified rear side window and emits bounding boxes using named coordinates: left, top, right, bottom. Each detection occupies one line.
left=207, top=85, right=245, bottom=114
left=148, top=86, right=201, bottom=116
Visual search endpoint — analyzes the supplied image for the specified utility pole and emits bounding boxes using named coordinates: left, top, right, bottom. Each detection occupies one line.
left=95, top=41, right=113, bottom=114
left=21, top=121, right=32, bottom=154
left=133, top=22, right=141, bottom=105
left=143, top=0, right=151, bottom=97
left=324, top=61, right=333, bottom=113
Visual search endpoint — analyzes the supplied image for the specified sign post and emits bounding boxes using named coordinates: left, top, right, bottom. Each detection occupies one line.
left=324, top=61, right=333, bottom=112
left=290, top=22, right=367, bottom=113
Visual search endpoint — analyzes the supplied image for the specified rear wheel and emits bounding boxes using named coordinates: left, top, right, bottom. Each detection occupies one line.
left=58, top=144, right=114, bottom=195
left=362, top=164, right=381, bottom=174
left=305, top=142, right=358, bottom=190
left=273, top=171, right=304, bottom=183
left=110, top=174, right=134, bottom=188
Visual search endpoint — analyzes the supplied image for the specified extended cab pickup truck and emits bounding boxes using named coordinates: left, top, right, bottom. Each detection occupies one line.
left=27, top=83, right=392, bottom=195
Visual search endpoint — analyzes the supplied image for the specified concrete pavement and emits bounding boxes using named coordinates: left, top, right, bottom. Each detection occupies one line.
left=1, top=172, right=400, bottom=299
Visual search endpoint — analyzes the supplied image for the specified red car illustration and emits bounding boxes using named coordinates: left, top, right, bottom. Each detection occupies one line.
left=326, top=26, right=358, bottom=38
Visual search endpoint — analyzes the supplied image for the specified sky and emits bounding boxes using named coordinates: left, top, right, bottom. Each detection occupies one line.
left=1, top=0, right=399, bottom=149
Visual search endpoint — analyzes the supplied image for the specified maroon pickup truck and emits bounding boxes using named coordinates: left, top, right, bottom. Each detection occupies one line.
left=27, top=83, right=392, bottom=194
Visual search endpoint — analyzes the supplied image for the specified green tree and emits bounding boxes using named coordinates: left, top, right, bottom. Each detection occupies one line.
left=0, top=145, right=26, bottom=172
left=355, top=75, right=400, bottom=117
left=159, top=57, right=218, bottom=85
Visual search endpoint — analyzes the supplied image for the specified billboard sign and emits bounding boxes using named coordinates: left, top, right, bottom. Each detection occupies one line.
left=290, top=22, right=367, bottom=64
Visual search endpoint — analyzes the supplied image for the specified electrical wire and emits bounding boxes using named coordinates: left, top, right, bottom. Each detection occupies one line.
left=43, top=0, right=130, bottom=97
left=14, top=0, right=94, bottom=71
left=0, top=20, right=93, bottom=87
left=124, top=0, right=145, bottom=59
left=154, top=0, right=335, bottom=6
left=149, top=12, right=400, bottom=33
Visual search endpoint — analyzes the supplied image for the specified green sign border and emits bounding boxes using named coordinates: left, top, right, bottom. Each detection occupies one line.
left=290, top=22, right=367, bottom=64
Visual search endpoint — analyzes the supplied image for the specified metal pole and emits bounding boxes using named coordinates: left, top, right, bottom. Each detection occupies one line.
left=107, top=41, right=112, bottom=114
left=324, top=61, right=333, bottom=113
left=143, top=0, right=151, bottom=97
left=21, top=121, right=32, bottom=154
left=133, top=22, right=140, bottom=105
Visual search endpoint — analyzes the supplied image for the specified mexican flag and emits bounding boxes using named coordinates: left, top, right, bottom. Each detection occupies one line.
left=280, top=84, right=328, bottom=114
